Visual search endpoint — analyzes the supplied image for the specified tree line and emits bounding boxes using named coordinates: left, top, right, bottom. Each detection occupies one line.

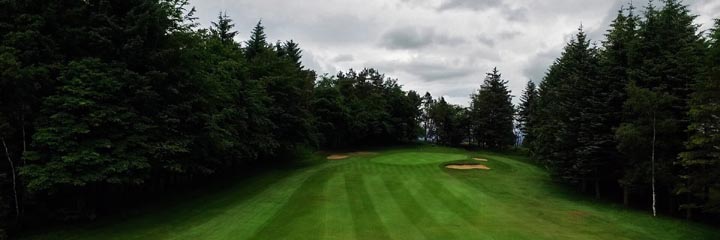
left=518, top=0, right=720, bottom=220
left=0, top=0, right=425, bottom=235
left=418, top=67, right=516, bottom=149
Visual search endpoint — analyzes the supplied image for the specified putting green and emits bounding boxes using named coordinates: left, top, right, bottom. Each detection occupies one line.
left=20, top=146, right=720, bottom=240
left=370, top=152, right=467, bottom=165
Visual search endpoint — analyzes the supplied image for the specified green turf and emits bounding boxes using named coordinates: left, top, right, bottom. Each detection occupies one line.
left=20, top=146, right=720, bottom=240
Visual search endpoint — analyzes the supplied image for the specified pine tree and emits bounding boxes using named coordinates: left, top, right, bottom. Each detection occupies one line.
left=678, top=19, right=720, bottom=218
left=210, top=11, right=238, bottom=44
left=517, top=80, right=538, bottom=147
left=245, top=20, right=268, bottom=60
left=23, top=59, right=152, bottom=192
left=600, top=5, right=640, bottom=204
left=469, top=68, right=515, bottom=149
left=530, top=27, right=602, bottom=187
left=283, top=40, right=303, bottom=69
left=616, top=0, right=705, bottom=216
left=421, top=92, right=435, bottom=142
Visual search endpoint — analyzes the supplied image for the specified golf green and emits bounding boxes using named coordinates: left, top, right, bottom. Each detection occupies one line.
left=21, top=146, right=720, bottom=240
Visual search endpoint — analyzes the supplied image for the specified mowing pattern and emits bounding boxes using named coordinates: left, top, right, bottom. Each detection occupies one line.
left=22, top=147, right=720, bottom=240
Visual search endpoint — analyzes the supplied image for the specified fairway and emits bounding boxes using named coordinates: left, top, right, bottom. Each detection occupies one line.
left=22, top=146, right=720, bottom=240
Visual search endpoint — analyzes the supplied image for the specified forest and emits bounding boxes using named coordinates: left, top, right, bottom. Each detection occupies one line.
left=0, top=0, right=719, bottom=238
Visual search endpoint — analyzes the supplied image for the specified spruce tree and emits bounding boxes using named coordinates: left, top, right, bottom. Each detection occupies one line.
left=600, top=5, right=640, bottom=204
left=616, top=0, right=705, bottom=215
left=517, top=80, right=538, bottom=147
left=210, top=11, right=238, bottom=44
left=245, top=21, right=268, bottom=60
left=469, top=68, right=515, bottom=149
left=678, top=19, right=720, bottom=218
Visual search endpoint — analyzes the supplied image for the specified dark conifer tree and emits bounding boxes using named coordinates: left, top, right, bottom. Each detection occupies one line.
left=517, top=80, right=538, bottom=147
left=678, top=19, right=720, bottom=218
left=210, top=11, right=238, bottom=44
left=599, top=5, right=640, bottom=204
left=469, top=68, right=515, bottom=149
left=616, top=0, right=705, bottom=216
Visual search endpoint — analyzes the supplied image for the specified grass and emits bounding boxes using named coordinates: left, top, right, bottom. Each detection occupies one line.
left=20, top=145, right=720, bottom=240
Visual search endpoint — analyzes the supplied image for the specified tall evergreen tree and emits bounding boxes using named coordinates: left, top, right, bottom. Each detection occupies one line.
left=245, top=21, right=268, bottom=60
left=210, top=11, right=238, bottom=44
left=469, top=68, right=515, bottom=149
left=600, top=5, right=640, bottom=204
left=678, top=19, right=720, bottom=218
left=530, top=28, right=603, bottom=187
left=616, top=0, right=705, bottom=215
left=517, top=80, right=538, bottom=147
left=421, top=92, right=435, bottom=142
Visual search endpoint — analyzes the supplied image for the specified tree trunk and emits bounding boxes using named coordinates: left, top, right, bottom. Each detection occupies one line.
left=2, top=137, right=20, bottom=219
left=651, top=113, right=657, bottom=217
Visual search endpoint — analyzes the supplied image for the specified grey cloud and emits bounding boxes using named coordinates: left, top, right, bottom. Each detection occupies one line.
left=301, top=50, right=328, bottom=74
left=437, top=0, right=527, bottom=22
left=380, top=26, right=465, bottom=49
left=369, top=58, right=476, bottom=82
left=504, top=7, right=528, bottom=22
left=437, top=0, right=503, bottom=11
left=332, top=54, right=355, bottom=62
left=499, top=31, right=521, bottom=40
left=523, top=49, right=560, bottom=82
left=476, top=35, right=495, bottom=47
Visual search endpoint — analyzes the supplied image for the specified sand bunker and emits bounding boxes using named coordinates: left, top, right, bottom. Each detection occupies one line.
left=473, top=158, right=488, bottom=162
left=446, top=164, right=491, bottom=170
left=326, top=155, right=350, bottom=160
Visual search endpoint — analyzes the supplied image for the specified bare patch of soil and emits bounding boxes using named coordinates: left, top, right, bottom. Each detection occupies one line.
left=326, top=155, right=350, bottom=160
left=473, top=158, right=488, bottom=162
left=445, top=164, right=491, bottom=170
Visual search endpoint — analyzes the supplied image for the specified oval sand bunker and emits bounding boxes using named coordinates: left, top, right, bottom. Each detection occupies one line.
left=326, top=155, right=349, bottom=160
left=446, top=164, right=491, bottom=170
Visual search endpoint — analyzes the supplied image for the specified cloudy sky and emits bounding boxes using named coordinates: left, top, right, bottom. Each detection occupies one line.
left=190, top=0, right=719, bottom=105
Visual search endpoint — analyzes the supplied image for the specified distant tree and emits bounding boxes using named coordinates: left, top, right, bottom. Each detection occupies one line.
left=210, top=11, right=238, bottom=44
left=245, top=21, right=268, bottom=60
left=517, top=80, right=538, bottom=147
left=283, top=40, right=303, bottom=69
left=312, top=69, right=421, bottom=147
left=429, top=97, right=467, bottom=146
left=421, top=92, right=435, bottom=142
left=469, top=68, right=515, bottom=149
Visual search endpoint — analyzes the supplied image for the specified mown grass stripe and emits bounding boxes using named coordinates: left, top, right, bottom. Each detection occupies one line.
left=345, top=173, right=392, bottom=239
left=322, top=172, right=356, bottom=240
left=248, top=168, right=337, bottom=240
left=364, top=175, right=427, bottom=240
left=382, top=176, right=460, bottom=240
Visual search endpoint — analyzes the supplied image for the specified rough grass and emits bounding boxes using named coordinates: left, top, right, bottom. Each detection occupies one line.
left=20, top=145, right=720, bottom=240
